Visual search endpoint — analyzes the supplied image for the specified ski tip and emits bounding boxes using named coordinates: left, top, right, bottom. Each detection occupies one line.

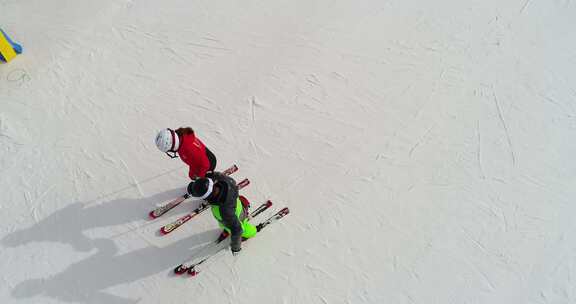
left=188, top=268, right=198, bottom=276
left=280, top=207, right=290, bottom=215
left=174, top=265, right=187, bottom=275
left=149, top=211, right=157, bottom=219
left=237, top=178, right=250, bottom=189
left=159, top=228, right=169, bottom=235
left=265, top=200, right=273, bottom=207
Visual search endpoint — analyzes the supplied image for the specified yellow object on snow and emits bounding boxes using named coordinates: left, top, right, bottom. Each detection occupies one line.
left=0, top=30, right=18, bottom=62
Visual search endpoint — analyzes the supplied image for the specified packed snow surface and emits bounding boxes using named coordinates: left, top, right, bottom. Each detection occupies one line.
left=2, top=0, right=576, bottom=303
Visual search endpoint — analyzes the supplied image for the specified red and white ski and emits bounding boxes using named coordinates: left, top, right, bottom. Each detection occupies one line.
left=174, top=204, right=290, bottom=277
left=149, top=165, right=238, bottom=219
left=159, top=178, right=250, bottom=235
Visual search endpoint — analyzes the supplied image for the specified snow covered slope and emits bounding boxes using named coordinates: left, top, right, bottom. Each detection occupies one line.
left=2, top=0, right=576, bottom=303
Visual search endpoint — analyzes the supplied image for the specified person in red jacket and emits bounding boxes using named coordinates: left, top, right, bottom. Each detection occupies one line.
left=155, top=127, right=217, bottom=179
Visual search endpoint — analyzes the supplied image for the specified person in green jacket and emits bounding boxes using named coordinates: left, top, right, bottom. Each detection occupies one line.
left=187, top=172, right=257, bottom=255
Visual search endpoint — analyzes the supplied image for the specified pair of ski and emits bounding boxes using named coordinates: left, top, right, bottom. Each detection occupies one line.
left=149, top=163, right=291, bottom=277
left=149, top=164, right=248, bottom=235
left=174, top=202, right=290, bottom=277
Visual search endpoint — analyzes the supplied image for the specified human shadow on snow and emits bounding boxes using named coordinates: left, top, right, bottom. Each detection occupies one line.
left=11, top=228, right=225, bottom=304
left=1, top=187, right=202, bottom=252
left=3, top=188, right=223, bottom=303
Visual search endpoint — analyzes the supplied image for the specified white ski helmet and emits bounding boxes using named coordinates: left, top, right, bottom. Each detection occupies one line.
left=155, top=129, right=180, bottom=153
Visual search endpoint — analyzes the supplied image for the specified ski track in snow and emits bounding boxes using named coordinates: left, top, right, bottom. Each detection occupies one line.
left=491, top=88, right=516, bottom=167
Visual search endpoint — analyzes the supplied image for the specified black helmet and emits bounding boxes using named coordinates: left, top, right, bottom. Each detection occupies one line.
left=187, top=178, right=214, bottom=200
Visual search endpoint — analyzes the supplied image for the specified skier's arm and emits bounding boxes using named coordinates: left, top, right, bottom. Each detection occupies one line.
left=220, top=202, right=243, bottom=252
left=188, top=166, right=197, bottom=180
left=214, top=173, right=241, bottom=251
left=197, top=155, right=211, bottom=178
left=188, top=160, right=203, bottom=180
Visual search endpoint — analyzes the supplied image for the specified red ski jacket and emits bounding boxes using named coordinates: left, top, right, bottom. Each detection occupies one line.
left=178, top=133, right=210, bottom=180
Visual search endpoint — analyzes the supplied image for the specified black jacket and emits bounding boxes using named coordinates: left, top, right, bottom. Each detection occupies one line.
left=207, top=172, right=243, bottom=252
